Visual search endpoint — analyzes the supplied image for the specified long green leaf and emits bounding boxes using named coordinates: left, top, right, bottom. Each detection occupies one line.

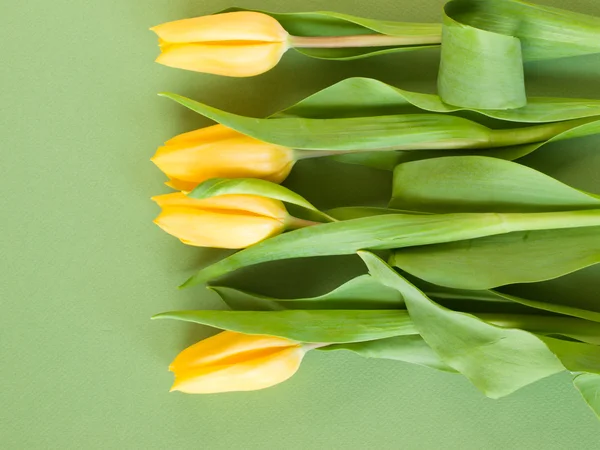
left=492, top=291, right=600, bottom=324
left=214, top=266, right=599, bottom=321
left=573, top=373, right=600, bottom=418
left=211, top=274, right=404, bottom=311
left=401, top=273, right=600, bottom=322
left=225, top=8, right=441, bottom=60
left=439, top=0, right=600, bottom=108
left=152, top=310, right=417, bottom=343
left=390, top=156, right=600, bottom=213
left=188, top=177, right=334, bottom=222
left=358, top=251, right=565, bottom=399
left=331, top=119, right=600, bottom=170
left=275, top=77, right=600, bottom=169
left=160, top=93, right=490, bottom=151
left=215, top=269, right=600, bottom=342
left=392, top=226, right=600, bottom=290
left=161, top=92, right=600, bottom=166
left=183, top=210, right=600, bottom=287
left=277, top=77, right=600, bottom=123
left=333, top=119, right=600, bottom=170
left=322, top=335, right=456, bottom=372
left=478, top=314, right=600, bottom=346
left=327, top=334, right=600, bottom=375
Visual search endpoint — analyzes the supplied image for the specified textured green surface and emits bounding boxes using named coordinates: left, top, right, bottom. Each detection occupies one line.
left=2, top=0, right=600, bottom=449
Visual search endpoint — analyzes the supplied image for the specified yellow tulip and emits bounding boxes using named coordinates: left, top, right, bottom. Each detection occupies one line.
left=151, top=12, right=290, bottom=77
left=169, top=331, right=307, bottom=393
left=151, top=125, right=295, bottom=190
left=152, top=192, right=290, bottom=249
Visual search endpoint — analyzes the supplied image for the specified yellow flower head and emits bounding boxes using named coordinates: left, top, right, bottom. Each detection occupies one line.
left=152, top=192, right=289, bottom=249
left=169, top=331, right=306, bottom=393
left=152, top=125, right=295, bottom=191
left=151, top=11, right=290, bottom=77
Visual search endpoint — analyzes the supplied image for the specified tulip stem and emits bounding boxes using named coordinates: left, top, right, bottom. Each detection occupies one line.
left=288, top=33, right=441, bottom=49
left=286, top=216, right=322, bottom=230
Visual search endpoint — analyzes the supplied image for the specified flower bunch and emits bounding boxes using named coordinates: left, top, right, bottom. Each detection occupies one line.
left=149, top=3, right=600, bottom=418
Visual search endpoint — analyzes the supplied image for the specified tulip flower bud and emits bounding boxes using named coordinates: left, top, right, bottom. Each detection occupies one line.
left=151, top=12, right=290, bottom=77
left=152, top=192, right=292, bottom=249
left=152, top=125, right=295, bottom=191
left=169, top=331, right=308, bottom=393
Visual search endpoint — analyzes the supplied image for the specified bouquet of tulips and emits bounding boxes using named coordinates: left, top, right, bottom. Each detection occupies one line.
left=149, top=1, right=600, bottom=418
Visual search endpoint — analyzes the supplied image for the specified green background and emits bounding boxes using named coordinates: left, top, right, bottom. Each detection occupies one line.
left=3, top=0, right=600, bottom=448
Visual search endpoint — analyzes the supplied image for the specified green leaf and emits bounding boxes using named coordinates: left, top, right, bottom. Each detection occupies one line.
left=390, top=156, right=600, bottom=213
left=160, top=92, right=600, bottom=166
left=573, top=373, right=600, bottom=419
left=183, top=209, right=600, bottom=287
left=538, top=337, right=600, bottom=374
left=392, top=226, right=600, bottom=290
left=492, top=291, right=600, bottom=324
left=211, top=274, right=404, bottom=311
left=477, top=314, right=600, bottom=346
left=276, top=77, right=600, bottom=123
left=159, top=93, right=491, bottom=151
left=152, top=310, right=417, bottom=343
left=439, top=0, right=600, bottom=108
left=358, top=251, right=565, bottom=399
left=187, top=177, right=334, bottom=222
left=404, top=275, right=600, bottom=321
left=227, top=8, right=441, bottom=60
left=322, top=335, right=456, bottom=372
left=481, top=119, right=600, bottom=161
left=332, top=119, right=600, bottom=169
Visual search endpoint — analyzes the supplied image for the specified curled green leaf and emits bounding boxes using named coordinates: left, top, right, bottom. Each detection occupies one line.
left=439, top=0, right=600, bottom=108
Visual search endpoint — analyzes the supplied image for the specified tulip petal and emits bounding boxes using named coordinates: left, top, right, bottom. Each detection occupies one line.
left=152, top=128, right=293, bottom=185
left=169, top=331, right=296, bottom=372
left=164, top=124, right=238, bottom=146
left=263, top=162, right=295, bottom=184
left=164, top=177, right=198, bottom=192
left=171, top=346, right=305, bottom=393
left=151, top=12, right=288, bottom=44
left=153, top=205, right=285, bottom=248
left=152, top=193, right=288, bottom=221
left=155, top=42, right=287, bottom=77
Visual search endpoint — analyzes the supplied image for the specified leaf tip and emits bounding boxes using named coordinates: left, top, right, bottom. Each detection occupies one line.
left=158, top=92, right=178, bottom=100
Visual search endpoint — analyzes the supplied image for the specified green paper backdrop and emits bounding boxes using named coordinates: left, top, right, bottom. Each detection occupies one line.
left=3, top=0, right=600, bottom=448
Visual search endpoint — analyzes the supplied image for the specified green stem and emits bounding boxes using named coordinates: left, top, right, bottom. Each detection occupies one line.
left=501, top=209, right=600, bottom=233
left=288, top=33, right=441, bottom=49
